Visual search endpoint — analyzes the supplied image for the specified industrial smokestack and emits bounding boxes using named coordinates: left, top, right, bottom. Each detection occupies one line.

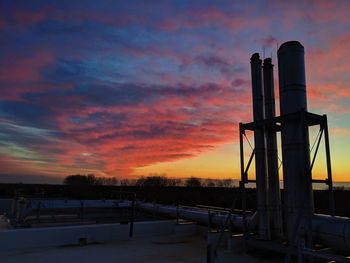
left=250, top=53, right=270, bottom=240
left=277, top=41, right=313, bottom=243
left=263, top=58, right=283, bottom=238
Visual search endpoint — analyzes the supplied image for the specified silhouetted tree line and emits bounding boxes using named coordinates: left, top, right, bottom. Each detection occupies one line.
left=63, top=174, right=118, bottom=186
left=63, top=174, right=236, bottom=188
left=135, top=176, right=180, bottom=187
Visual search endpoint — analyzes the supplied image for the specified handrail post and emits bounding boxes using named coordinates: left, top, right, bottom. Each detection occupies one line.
left=129, top=194, right=136, bottom=237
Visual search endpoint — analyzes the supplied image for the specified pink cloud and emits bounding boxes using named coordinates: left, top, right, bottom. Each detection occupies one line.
left=306, top=34, right=350, bottom=113
left=0, top=49, right=77, bottom=102
left=35, top=83, right=247, bottom=176
left=157, top=5, right=271, bottom=33
left=0, top=50, right=54, bottom=82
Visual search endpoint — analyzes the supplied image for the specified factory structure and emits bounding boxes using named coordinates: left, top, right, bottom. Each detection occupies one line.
left=1, top=41, right=350, bottom=262
left=138, top=41, right=350, bottom=262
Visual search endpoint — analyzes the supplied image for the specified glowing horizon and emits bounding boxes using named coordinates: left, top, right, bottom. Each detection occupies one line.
left=0, top=1, right=350, bottom=183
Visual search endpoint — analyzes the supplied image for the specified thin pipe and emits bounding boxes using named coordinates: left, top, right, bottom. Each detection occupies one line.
left=250, top=53, right=270, bottom=240
left=263, top=57, right=283, bottom=238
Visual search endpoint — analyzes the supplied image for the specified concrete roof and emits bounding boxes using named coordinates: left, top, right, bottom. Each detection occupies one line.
left=0, top=235, right=281, bottom=263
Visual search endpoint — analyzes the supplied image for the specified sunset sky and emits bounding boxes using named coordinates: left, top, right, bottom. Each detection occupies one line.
left=0, top=0, right=350, bottom=184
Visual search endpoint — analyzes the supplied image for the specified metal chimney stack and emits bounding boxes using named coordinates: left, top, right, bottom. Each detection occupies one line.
left=277, top=41, right=313, bottom=242
left=250, top=53, right=270, bottom=240
left=263, top=58, right=283, bottom=238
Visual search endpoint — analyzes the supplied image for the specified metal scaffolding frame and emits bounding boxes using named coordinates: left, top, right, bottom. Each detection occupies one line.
left=239, top=109, right=334, bottom=217
left=239, top=109, right=339, bottom=262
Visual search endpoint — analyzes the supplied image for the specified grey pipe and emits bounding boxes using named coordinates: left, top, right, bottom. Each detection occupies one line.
left=138, top=202, right=350, bottom=252
left=311, top=214, right=350, bottom=252
left=251, top=53, right=270, bottom=240
left=263, top=57, right=283, bottom=238
left=137, top=202, right=247, bottom=230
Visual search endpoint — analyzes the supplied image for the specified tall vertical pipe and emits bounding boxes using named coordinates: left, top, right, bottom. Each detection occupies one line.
left=263, top=58, right=283, bottom=238
left=277, top=41, right=313, bottom=243
left=250, top=53, right=270, bottom=240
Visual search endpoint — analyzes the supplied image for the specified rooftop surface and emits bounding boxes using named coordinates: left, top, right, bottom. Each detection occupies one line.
left=0, top=235, right=281, bottom=263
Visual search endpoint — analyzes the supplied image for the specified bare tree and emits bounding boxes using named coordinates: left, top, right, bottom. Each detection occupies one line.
left=136, top=175, right=178, bottom=187
left=63, top=174, right=99, bottom=186
left=185, top=177, right=202, bottom=187
left=120, top=179, right=131, bottom=186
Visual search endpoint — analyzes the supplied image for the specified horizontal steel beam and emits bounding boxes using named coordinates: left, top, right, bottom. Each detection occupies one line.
left=241, top=111, right=326, bottom=131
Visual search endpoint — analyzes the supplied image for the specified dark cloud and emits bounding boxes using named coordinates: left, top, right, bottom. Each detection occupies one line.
left=42, top=58, right=85, bottom=84
left=0, top=100, right=55, bottom=128
left=195, top=55, right=234, bottom=75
